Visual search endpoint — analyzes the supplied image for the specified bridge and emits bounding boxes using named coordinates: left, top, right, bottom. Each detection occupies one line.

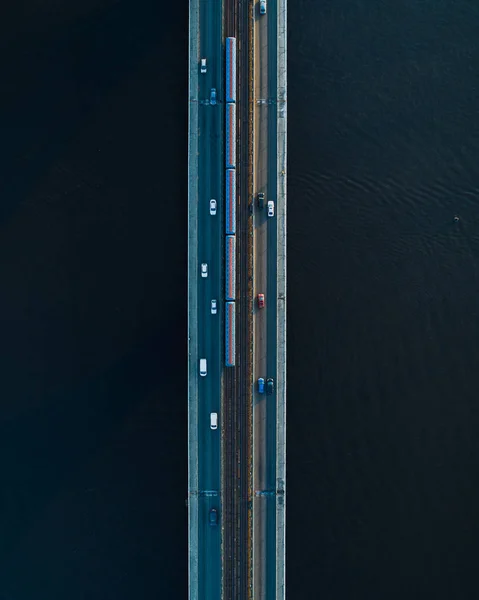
left=187, top=0, right=287, bottom=598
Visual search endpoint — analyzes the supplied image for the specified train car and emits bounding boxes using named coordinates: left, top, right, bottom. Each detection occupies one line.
left=225, top=168, right=236, bottom=235
left=225, top=37, right=237, bottom=104
left=225, top=103, right=236, bottom=170
left=225, top=234, right=236, bottom=302
left=225, top=301, right=236, bottom=367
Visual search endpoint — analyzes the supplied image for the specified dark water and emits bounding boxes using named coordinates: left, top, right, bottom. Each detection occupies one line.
left=0, top=1, right=188, bottom=598
left=288, top=1, right=479, bottom=599
left=1, top=0, right=479, bottom=598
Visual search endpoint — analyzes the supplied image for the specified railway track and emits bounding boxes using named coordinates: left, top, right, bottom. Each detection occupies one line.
left=222, top=0, right=252, bottom=599
left=237, top=0, right=251, bottom=596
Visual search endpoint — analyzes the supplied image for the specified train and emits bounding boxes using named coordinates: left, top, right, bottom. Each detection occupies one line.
left=224, top=38, right=237, bottom=366
left=225, top=301, right=236, bottom=367
left=225, top=234, right=236, bottom=302
left=225, top=168, right=236, bottom=235
left=225, top=103, right=236, bottom=170
left=225, top=37, right=237, bottom=104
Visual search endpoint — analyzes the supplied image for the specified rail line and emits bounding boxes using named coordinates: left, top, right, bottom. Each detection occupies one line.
left=223, top=1, right=237, bottom=597
left=222, top=0, right=251, bottom=598
left=237, top=0, right=252, bottom=595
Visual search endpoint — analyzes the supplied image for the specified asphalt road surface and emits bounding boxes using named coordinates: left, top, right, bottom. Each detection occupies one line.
left=253, top=0, right=278, bottom=597
left=196, top=0, right=223, bottom=598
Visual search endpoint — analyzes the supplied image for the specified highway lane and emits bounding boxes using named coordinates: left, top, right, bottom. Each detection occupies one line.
left=253, top=0, right=278, bottom=597
left=265, top=0, right=279, bottom=597
left=252, top=2, right=269, bottom=598
left=197, top=0, right=223, bottom=598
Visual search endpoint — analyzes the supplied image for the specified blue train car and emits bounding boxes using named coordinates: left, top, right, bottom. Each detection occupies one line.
left=225, top=301, right=236, bottom=367
left=225, top=234, right=236, bottom=301
left=225, top=37, right=237, bottom=104
left=225, top=103, right=236, bottom=170
left=225, top=169, right=236, bottom=235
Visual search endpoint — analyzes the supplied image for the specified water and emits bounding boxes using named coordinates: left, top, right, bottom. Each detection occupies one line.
left=0, top=2, right=188, bottom=598
left=1, top=0, right=479, bottom=598
left=288, top=1, right=479, bottom=598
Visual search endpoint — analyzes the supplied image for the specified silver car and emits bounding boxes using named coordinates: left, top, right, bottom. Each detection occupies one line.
left=210, top=199, right=217, bottom=215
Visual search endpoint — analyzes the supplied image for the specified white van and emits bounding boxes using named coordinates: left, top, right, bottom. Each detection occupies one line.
left=199, top=358, right=207, bottom=376
left=210, top=412, right=218, bottom=430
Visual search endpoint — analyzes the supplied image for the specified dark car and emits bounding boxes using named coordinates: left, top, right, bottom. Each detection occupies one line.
left=209, top=508, right=218, bottom=526
left=257, top=192, right=265, bottom=209
left=266, top=378, right=274, bottom=395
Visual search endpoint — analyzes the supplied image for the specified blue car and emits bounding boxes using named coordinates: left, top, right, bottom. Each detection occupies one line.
left=257, top=378, right=265, bottom=394
left=210, top=88, right=217, bottom=105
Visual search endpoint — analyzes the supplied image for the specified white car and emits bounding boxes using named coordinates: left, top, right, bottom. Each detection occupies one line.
left=267, top=200, right=274, bottom=217
left=210, top=199, right=217, bottom=215
left=201, top=58, right=207, bottom=74
left=211, top=299, right=217, bottom=314
left=201, top=263, right=208, bottom=278
left=210, top=412, right=218, bottom=430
